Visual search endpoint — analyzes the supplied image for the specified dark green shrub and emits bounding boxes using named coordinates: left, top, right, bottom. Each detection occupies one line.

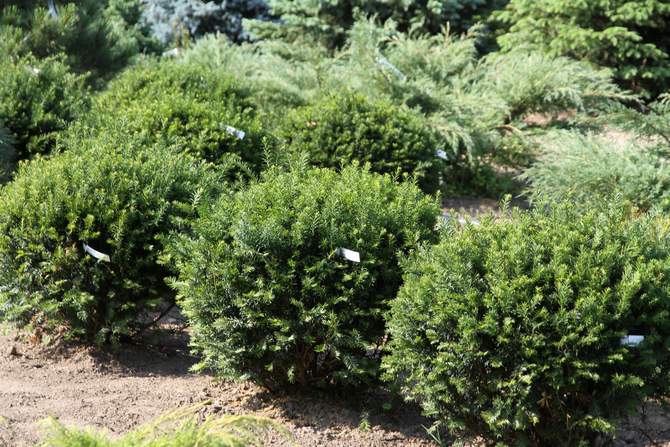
left=90, top=60, right=268, bottom=172
left=0, top=126, right=16, bottom=183
left=0, top=132, right=219, bottom=344
left=0, top=52, right=90, bottom=160
left=494, top=0, right=670, bottom=98
left=522, top=131, right=670, bottom=212
left=167, top=164, right=440, bottom=389
left=384, top=202, right=670, bottom=445
left=0, top=0, right=148, bottom=83
left=249, top=0, right=506, bottom=49
left=277, top=92, right=444, bottom=194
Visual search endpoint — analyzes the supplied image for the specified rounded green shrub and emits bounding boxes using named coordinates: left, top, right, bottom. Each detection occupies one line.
left=0, top=0, right=149, bottom=83
left=91, top=60, right=268, bottom=173
left=384, top=203, right=670, bottom=445
left=277, top=92, right=444, bottom=194
left=168, top=164, right=440, bottom=388
left=0, top=132, right=219, bottom=344
left=0, top=52, right=90, bottom=161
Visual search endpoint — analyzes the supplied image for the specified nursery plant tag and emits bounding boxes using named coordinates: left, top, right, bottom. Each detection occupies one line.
left=162, top=47, right=181, bottom=58
left=435, top=149, right=449, bottom=160
left=620, top=335, right=644, bottom=347
left=48, top=0, right=59, bottom=18
left=336, top=248, right=360, bottom=263
left=83, top=243, right=111, bottom=263
left=225, top=126, right=246, bottom=140
left=377, top=57, right=406, bottom=81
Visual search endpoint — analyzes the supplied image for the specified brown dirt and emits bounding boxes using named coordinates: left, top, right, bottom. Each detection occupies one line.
left=0, top=329, right=436, bottom=447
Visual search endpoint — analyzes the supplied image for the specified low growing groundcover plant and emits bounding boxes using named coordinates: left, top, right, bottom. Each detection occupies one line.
left=384, top=201, right=670, bottom=445
left=166, top=162, right=440, bottom=389
left=40, top=405, right=282, bottom=447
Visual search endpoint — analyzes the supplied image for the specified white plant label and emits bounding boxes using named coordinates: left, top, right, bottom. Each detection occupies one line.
left=436, top=149, right=449, bottom=161
left=48, top=0, right=59, bottom=18
left=336, top=248, right=360, bottom=263
left=377, top=57, right=406, bottom=81
left=620, top=335, right=644, bottom=347
left=162, top=47, right=182, bottom=58
left=83, top=243, right=111, bottom=263
left=225, top=126, right=246, bottom=140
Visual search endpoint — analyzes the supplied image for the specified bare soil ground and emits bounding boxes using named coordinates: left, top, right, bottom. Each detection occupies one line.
left=0, top=329, right=435, bottom=447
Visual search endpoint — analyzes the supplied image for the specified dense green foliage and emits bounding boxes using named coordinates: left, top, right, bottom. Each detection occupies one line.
left=0, top=52, right=90, bottom=161
left=249, top=0, right=506, bottom=49
left=0, top=0, right=152, bottom=83
left=183, top=22, right=626, bottom=194
left=384, top=203, right=670, bottom=445
left=522, top=132, right=670, bottom=211
left=167, top=164, right=440, bottom=389
left=0, top=126, right=16, bottom=184
left=41, top=406, right=280, bottom=447
left=524, top=97, right=670, bottom=211
left=277, top=91, right=444, bottom=193
left=495, top=0, right=670, bottom=97
left=89, top=59, right=268, bottom=173
left=0, top=133, right=218, bottom=344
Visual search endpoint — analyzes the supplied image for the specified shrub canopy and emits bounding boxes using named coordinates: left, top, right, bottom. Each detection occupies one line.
left=89, top=59, right=268, bottom=173
left=249, top=0, right=506, bottom=49
left=384, top=202, right=670, bottom=445
left=0, top=0, right=152, bottom=83
left=277, top=91, right=444, bottom=194
left=0, top=52, right=90, bottom=161
left=167, top=163, right=440, bottom=388
left=495, top=0, right=670, bottom=98
left=0, top=131, right=219, bottom=344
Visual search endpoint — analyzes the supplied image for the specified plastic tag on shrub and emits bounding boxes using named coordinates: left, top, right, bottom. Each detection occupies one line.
left=24, top=66, right=40, bottom=76
left=162, top=48, right=182, bottom=58
left=442, top=212, right=481, bottom=227
left=620, top=335, right=644, bottom=347
left=83, top=243, right=111, bottom=263
left=436, top=149, right=449, bottom=161
left=336, top=247, right=360, bottom=263
left=48, top=0, right=58, bottom=18
left=377, top=57, right=406, bottom=81
left=225, top=126, right=246, bottom=140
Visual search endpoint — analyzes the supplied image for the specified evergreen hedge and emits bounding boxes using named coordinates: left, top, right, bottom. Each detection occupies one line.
left=384, top=202, right=670, bottom=445
left=167, top=164, right=440, bottom=388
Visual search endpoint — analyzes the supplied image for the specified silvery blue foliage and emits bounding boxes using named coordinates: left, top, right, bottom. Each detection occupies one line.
left=141, top=0, right=268, bottom=44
